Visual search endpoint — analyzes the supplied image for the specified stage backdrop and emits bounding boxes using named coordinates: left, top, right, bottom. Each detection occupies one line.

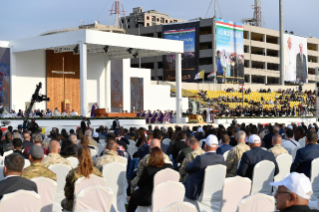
left=162, top=21, right=200, bottom=82
left=283, top=34, right=308, bottom=83
left=215, top=18, right=244, bottom=84
left=130, top=77, right=143, bottom=112
left=111, top=59, right=123, bottom=112
left=0, top=48, right=10, bottom=111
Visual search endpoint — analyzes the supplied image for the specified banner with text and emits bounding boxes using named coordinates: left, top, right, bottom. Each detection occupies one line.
left=0, top=48, right=10, bottom=111
left=215, top=18, right=244, bottom=84
left=283, top=34, right=308, bottom=83
left=163, top=21, right=200, bottom=82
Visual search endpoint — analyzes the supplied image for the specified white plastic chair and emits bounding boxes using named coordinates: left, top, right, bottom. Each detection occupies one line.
left=154, top=168, right=179, bottom=187
left=238, top=193, right=275, bottom=212
left=311, top=158, right=319, bottom=200
left=223, top=150, right=230, bottom=161
left=152, top=181, right=185, bottom=212
left=291, top=146, right=302, bottom=160
left=220, top=176, right=251, bottom=212
left=0, top=156, right=3, bottom=165
left=48, top=164, right=72, bottom=212
left=299, top=137, right=306, bottom=147
left=162, top=138, right=171, bottom=146
left=74, top=174, right=107, bottom=197
left=31, top=177, right=57, bottom=212
left=66, top=156, right=79, bottom=169
left=0, top=166, right=4, bottom=181
left=158, top=202, right=197, bottom=212
left=102, top=162, right=126, bottom=212
left=0, top=190, right=41, bottom=212
left=250, top=160, right=275, bottom=195
left=90, top=149, right=98, bottom=161
left=197, top=164, right=226, bottom=212
left=73, top=185, right=113, bottom=212
left=24, top=159, right=31, bottom=168
left=274, top=153, right=292, bottom=181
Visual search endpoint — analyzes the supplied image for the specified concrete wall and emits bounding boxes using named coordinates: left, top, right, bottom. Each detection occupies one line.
left=14, top=50, right=46, bottom=111
left=122, top=59, right=188, bottom=112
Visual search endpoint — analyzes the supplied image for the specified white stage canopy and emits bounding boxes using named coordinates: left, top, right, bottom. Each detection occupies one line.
left=10, top=30, right=185, bottom=122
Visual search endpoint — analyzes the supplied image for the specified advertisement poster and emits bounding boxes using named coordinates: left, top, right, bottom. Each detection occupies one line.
left=215, top=18, right=244, bottom=84
left=163, top=21, right=200, bottom=82
left=130, top=77, right=143, bottom=112
left=0, top=48, right=10, bottom=111
left=111, top=59, right=123, bottom=112
left=284, top=34, right=308, bottom=83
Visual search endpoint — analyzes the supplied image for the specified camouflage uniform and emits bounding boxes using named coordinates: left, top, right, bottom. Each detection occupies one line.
left=61, top=167, right=102, bottom=211
left=95, top=150, right=127, bottom=170
left=131, top=153, right=170, bottom=192
left=22, top=162, right=57, bottom=181
left=42, top=153, right=72, bottom=168
left=225, top=142, right=250, bottom=177
left=179, top=147, right=205, bottom=182
left=268, top=144, right=288, bottom=157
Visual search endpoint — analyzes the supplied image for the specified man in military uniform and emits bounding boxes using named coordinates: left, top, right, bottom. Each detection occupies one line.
left=42, top=139, right=72, bottom=168
left=130, top=139, right=170, bottom=192
left=175, top=135, right=194, bottom=164
left=179, top=138, right=205, bottom=182
left=95, top=139, right=127, bottom=170
left=22, top=145, right=57, bottom=181
left=225, top=130, right=250, bottom=177
left=268, top=134, right=288, bottom=157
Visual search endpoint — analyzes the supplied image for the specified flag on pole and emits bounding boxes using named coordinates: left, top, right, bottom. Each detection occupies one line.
left=207, top=71, right=216, bottom=78
left=239, top=84, right=245, bottom=90
left=194, top=70, right=205, bottom=80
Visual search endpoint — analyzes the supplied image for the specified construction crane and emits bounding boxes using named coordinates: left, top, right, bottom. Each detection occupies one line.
left=242, top=0, right=266, bottom=28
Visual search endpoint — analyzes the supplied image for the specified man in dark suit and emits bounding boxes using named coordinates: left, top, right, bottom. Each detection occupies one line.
left=184, top=134, right=225, bottom=200
left=22, top=131, right=33, bottom=150
left=112, top=116, right=120, bottom=130
left=216, top=134, right=232, bottom=155
left=171, top=131, right=187, bottom=161
left=80, top=117, right=87, bottom=134
left=237, top=134, right=279, bottom=180
left=263, top=125, right=274, bottom=149
left=0, top=153, right=37, bottom=199
left=12, top=138, right=29, bottom=159
left=291, top=130, right=319, bottom=178
left=296, top=43, right=308, bottom=83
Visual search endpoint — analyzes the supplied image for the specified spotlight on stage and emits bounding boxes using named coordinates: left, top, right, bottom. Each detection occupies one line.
left=73, top=45, right=79, bottom=54
left=103, top=46, right=109, bottom=54
left=127, top=48, right=133, bottom=54
left=133, top=52, right=139, bottom=58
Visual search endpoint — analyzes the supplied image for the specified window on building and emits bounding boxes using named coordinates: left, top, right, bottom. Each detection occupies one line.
left=157, top=62, right=163, bottom=69
left=266, top=35, right=278, bottom=44
left=136, top=24, right=138, bottom=28
left=244, top=60, right=250, bottom=68
left=251, top=61, right=265, bottom=69
left=243, top=31, right=249, bottom=39
left=170, top=21, right=172, bottom=23
left=166, top=20, right=168, bottom=23
left=307, top=43, right=318, bottom=51
left=141, top=63, right=154, bottom=69
left=251, top=47, right=265, bottom=56
left=244, top=45, right=249, bottom=53
left=308, top=55, right=318, bottom=63
left=128, top=25, right=130, bottom=29
left=266, top=49, right=279, bottom=57
left=146, top=16, right=150, bottom=20
left=309, top=68, right=315, bottom=75
left=127, top=19, right=130, bottom=22
left=267, top=77, right=279, bottom=85
left=199, top=42, right=212, bottom=50
left=252, top=75, right=265, bottom=84
left=147, top=23, right=150, bottom=27
left=157, top=32, right=162, bottom=38
left=267, top=63, right=279, bottom=71
left=157, top=18, right=159, bottom=22
left=152, top=16, right=156, bottom=22
left=199, top=57, right=213, bottom=65
left=245, top=75, right=250, bottom=83
left=199, top=26, right=212, bottom=35
left=251, top=32, right=264, bottom=42
left=161, top=18, right=164, bottom=23
left=174, top=20, right=178, bottom=22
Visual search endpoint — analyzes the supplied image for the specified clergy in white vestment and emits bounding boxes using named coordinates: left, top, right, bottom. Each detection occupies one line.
left=53, top=108, right=61, bottom=116
left=61, top=110, right=68, bottom=116
left=284, top=37, right=296, bottom=82
left=70, top=110, right=78, bottom=117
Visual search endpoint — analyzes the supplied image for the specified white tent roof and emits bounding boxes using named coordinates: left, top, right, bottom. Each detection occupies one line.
left=10, top=30, right=183, bottom=60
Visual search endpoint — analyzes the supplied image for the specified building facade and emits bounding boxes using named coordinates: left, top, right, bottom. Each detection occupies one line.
left=121, top=7, right=185, bottom=29
left=126, top=18, right=319, bottom=85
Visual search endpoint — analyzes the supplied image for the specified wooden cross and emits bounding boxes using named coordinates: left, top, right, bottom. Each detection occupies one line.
left=52, top=57, right=75, bottom=105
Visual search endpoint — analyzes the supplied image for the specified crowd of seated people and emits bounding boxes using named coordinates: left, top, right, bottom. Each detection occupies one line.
left=0, top=120, right=319, bottom=211
left=137, top=110, right=173, bottom=124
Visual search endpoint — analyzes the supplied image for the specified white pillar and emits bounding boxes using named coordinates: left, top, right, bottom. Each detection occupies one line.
left=80, top=43, right=87, bottom=116
left=10, top=43, right=16, bottom=111
left=175, top=53, right=182, bottom=123
left=105, top=57, right=111, bottom=113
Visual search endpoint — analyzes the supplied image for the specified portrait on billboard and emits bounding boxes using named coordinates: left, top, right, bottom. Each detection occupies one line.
left=0, top=47, right=10, bottom=111
left=130, top=77, right=143, bottom=112
left=215, top=19, right=244, bottom=84
left=162, top=22, right=200, bottom=82
left=111, top=59, right=123, bottom=112
left=284, top=34, right=308, bottom=83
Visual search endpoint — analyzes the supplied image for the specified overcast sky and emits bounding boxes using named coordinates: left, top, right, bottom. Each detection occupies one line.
left=1, top=0, right=318, bottom=41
